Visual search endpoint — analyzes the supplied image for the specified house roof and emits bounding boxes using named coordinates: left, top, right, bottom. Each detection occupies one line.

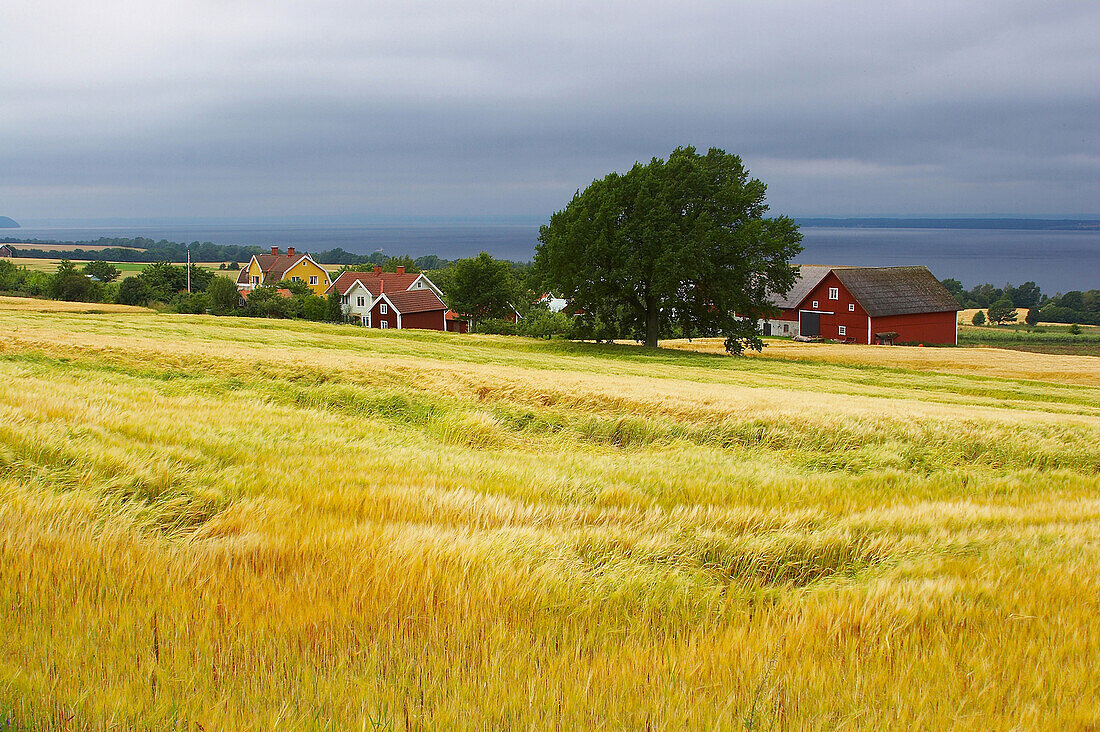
left=254, top=253, right=321, bottom=282
left=328, top=271, right=421, bottom=295
left=832, top=266, right=961, bottom=317
left=239, top=287, right=293, bottom=300
left=383, top=289, right=446, bottom=314
left=769, top=265, right=833, bottom=309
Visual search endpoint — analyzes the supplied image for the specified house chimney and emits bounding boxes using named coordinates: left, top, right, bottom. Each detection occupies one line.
left=396, top=265, right=405, bottom=275
left=287, top=246, right=295, bottom=256
left=270, top=246, right=279, bottom=256
left=374, top=265, right=382, bottom=275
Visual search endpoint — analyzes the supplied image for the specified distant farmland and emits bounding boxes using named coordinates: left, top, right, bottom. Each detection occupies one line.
left=1, top=298, right=1098, bottom=728
left=1, top=242, right=146, bottom=252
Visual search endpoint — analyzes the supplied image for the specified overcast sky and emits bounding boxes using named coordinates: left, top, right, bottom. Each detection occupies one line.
left=2, top=0, right=1098, bottom=222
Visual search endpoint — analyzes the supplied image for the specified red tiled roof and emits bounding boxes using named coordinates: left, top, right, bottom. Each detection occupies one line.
left=239, top=287, right=293, bottom=300
left=384, top=289, right=446, bottom=314
left=328, top=271, right=422, bottom=295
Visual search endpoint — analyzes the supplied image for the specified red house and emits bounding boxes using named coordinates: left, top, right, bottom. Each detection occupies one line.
left=326, top=266, right=449, bottom=330
left=762, top=266, right=960, bottom=345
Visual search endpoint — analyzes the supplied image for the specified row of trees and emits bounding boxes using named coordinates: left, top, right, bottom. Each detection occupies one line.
left=943, top=277, right=1099, bottom=326
left=940, top=279, right=1043, bottom=310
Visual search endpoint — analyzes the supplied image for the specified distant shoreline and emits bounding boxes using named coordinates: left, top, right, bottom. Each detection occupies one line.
left=794, top=218, right=1100, bottom=231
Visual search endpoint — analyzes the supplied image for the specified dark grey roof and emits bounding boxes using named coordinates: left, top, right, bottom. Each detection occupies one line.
left=832, top=266, right=960, bottom=317
left=769, top=265, right=832, bottom=309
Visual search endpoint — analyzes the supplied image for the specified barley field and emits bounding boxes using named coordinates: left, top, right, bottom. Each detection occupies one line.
left=1, top=296, right=1099, bottom=729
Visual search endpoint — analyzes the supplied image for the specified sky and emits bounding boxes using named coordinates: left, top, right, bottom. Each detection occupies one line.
left=2, top=0, right=1098, bottom=222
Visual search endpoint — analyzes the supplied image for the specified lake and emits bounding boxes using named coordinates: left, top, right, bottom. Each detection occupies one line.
left=6, top=223, right=1098, bottom=293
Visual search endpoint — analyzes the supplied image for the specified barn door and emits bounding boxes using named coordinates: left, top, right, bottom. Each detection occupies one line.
left=799, top=311, right=820, bottom=336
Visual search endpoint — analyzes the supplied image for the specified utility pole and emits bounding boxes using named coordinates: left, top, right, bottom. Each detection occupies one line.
left=186, top=244, right=191, bottom=293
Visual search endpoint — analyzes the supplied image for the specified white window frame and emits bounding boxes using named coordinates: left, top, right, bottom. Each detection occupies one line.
left=252, top=275, right=259, bottom=286
left=380, top=303, right=388, bottom=315
left=379, top=320, right=389, bottom=329
left=838, top=325, right=847, bottom=336
left=811, top=300, right=819, bottom=309
left=828, top=287, right=839, bottom=300
left=291, top=276, right=300, bottom=282
left=356, top=296, right=365, bottom=307
left=309, top=275, right=318, bottom=285
left=341, top=295, right=348, bottom=304
left=848, top=303, right=855, bottom=312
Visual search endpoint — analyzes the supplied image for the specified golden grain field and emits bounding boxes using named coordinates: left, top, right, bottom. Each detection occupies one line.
left=1, top=296, right=1098, bottom=729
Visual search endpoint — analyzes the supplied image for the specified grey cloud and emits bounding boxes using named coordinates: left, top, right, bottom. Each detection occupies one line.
left=2, top=0, right=1097, bottom=219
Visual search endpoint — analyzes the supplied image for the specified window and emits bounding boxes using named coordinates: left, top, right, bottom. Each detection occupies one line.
left=309, top=276, right=318, bottom=285
left=379, top=321, right=389, bottom=329
left=380, top=303, right=388, bottom=315
left=291, top=276, right=300, bottom=282
left=783, top=324, right=789, bottom=333
left=828, top=287, right=839, bottom=300
left=838, top=325, right=847, bottom=336
left=811, top=300, right=818, bottom=309
left=356, top=296, right=365, bottom=307
left=252, top=276, right=259, bottom=285
left=848, top=303, right=855, bottom=312
left=341, top=295, right=348, bottom=304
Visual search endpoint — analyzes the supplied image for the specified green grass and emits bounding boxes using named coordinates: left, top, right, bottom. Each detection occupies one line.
left=959, top=322, right=1100, bottom=355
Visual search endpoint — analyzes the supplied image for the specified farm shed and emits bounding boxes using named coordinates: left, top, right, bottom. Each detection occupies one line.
left=762, top=265, right=960, bottom=345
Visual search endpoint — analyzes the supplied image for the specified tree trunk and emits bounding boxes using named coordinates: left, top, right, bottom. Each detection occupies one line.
left=644, top=295, right=659, bottom=348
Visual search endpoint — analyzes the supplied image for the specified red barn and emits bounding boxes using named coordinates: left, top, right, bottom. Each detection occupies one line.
left=762, top=266, right=960, bottom=345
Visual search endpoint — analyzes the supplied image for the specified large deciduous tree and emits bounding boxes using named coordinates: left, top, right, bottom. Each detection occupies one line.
left=534, top=147, right=803, bottom=353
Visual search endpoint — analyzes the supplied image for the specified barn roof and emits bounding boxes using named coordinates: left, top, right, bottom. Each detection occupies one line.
left=383, top=289, right=446, bottom=314
left=832, top=266, right=960, bottom=317
left=769, top=265, right=832, bottom=309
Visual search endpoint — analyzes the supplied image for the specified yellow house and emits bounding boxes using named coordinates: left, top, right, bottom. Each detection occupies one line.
left=236, top=246, right=331, bottom=297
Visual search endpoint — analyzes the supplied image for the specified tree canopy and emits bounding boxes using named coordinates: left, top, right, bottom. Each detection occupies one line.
left=534, top=146, right=802, bottom=353
left=443, top=252, right=521, bottom=326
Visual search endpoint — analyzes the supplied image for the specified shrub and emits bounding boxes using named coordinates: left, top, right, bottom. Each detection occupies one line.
left=1069, top=323, right=1081, bottom=335
left=174, top=292, right=209, bottom=314
left=475, top=318, right=520, bottom=335
left=1024, top=308, right=1040, bottom=327
left=987, top=297, right=1017, bottom=325
left=971, top=310, right=986, bottom=326
left=117, top=277, right=152, bottom=306
left=206, top=277, right=240, bottom=315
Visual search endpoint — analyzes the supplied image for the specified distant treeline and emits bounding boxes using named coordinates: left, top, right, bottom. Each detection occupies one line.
left=0, top=237, right=460, bottom=270
left=796, top=218, right=1100, bottom=231
left=940, top=277, right=1100, bottom=325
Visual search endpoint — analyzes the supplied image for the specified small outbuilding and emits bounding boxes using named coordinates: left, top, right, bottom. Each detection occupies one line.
left=760, top=265, right=961, bottom=345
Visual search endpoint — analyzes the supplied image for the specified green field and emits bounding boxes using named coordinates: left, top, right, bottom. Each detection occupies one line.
left=958, top=322, right=1100, bottom=355
left=9, top=258, right=233, bottom=278
left=1, top=297, right=1099, bottom=728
